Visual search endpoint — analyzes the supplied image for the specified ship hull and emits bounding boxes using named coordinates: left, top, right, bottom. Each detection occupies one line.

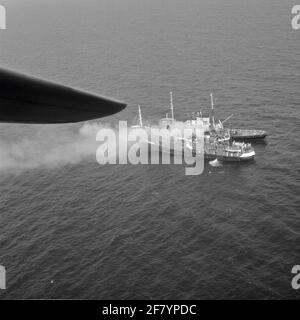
left=155, top=148, right=255, bottom=162
left=215, top=155, right=254, bottom=162
left=186, top=148, right=255, bottom=162
left=230, top=129, right=267, bottom=140
left=203, top=153, right=255, bottom=162
left=231, top=134, right=267, bottom=140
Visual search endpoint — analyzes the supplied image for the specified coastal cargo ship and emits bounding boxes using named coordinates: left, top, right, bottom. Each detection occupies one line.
left=158, top=92, right=255, bottom=161
left=132, top=100, right=255, bottom=162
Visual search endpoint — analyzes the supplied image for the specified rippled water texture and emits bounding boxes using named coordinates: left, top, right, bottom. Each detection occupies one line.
left=0, top=0, right=299, bottom=299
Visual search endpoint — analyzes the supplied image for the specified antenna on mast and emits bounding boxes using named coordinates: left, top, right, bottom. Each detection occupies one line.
left=138, top=105, right=143, bottom=127
left=210, top=93, right=215, bottom=127
left=170, top=91, right=174, bottom=120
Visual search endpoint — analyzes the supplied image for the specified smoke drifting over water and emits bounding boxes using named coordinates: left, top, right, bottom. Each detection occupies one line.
left=0, top=119, right=199, bottom=174
left=0, top=122, right=106, bottom=173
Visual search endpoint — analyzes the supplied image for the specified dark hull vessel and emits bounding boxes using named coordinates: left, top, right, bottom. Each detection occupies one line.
left=229, top=129, right=267, bottom=140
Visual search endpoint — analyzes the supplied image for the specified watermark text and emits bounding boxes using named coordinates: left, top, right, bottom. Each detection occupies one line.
left=0, top=265, right=6, bottom=290
left=291, top=265, right=300, bottom=290
left=96, top=121, right=204, bottom=176
left=0, top=4, right=6, bottom=29
left=292, top=5, right=300, bottom=30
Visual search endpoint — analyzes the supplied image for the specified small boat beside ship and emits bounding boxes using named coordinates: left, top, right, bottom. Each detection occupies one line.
left=229, top=128, right=267, bottom=140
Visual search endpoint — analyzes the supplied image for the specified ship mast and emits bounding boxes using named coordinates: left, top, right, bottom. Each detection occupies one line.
left=210, top=93, right=215, bottom=128
left=170, top=91, right=174, bottom=120
left=138, top=105, right=143, bottom=127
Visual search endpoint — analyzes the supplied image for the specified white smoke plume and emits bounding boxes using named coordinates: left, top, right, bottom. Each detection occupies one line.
left=0, top=119, right=197, bottom=174
left=0, top=122, right=108, bottom=173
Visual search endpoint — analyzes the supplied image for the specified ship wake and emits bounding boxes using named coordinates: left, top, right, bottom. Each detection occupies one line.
left=209, top=159, right=222, bottom=167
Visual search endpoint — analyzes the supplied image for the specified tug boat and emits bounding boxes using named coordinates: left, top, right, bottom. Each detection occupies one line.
left=199, top=139, right=255, bottom=162
left=184, top=135, right=256, bottom=162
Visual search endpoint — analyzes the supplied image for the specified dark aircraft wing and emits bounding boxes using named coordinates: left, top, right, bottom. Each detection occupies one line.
left=0, top=68, right=126, bottom=123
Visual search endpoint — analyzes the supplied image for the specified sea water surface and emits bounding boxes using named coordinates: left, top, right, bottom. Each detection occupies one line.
left=0, top=0, right=299, bottom=299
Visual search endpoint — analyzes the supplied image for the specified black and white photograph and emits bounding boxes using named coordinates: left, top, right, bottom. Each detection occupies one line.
left=0, top=0, right=299, bottom=309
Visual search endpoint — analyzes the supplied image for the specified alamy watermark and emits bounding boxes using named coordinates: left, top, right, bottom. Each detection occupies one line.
left=1, top=5, right=300, bottom=31
left=0, top=4, right=6, bottom=30
left=292, top=5, right=300, bottom=30
left=291, top=265, right=300, bottom=290
left=95, top=121, right=204, bottom=176
left=0, top=265, right=5, bottom=290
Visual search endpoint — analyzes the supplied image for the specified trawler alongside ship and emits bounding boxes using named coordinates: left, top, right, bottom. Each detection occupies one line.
left=188, top=137, right=256, bottom=162
left=132, top=92, right=267, bottom=162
